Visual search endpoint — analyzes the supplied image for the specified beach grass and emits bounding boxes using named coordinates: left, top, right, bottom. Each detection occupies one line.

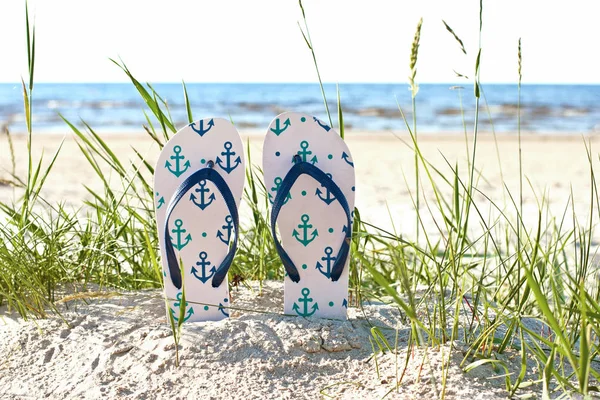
left=1, top=1, right=599, bottom=398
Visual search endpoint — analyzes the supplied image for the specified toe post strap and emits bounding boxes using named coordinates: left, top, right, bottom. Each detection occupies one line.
left=270, top=158, right=352, bottom=283
left=164, top=162, right=239, bottom=289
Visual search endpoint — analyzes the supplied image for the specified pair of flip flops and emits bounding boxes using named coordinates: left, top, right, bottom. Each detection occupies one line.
left=154, top=112, right=355, bottom=322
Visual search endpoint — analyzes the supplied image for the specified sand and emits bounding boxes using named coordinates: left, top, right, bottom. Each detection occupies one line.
left=1, top=281, right=538, bottom=400
left=2, top=130, right=600, bottom=238
left=1, top=130, right=599, bottom=398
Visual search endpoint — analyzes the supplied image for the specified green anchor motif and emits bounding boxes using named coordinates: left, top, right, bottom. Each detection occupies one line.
left=294, top=141, right=318, bottom=164
left=165, top=145, right=191, bottom=177
left=155, top=192, right=165, bottom=209
left=268, top=177, right=291, bottom=205
left=270, top=117, right=291, bottom=136
left=292, top=288, right=319, bottom=317
left=170, top=219, right=192, bottom=250
left=170, top=292, right=194, bottom=322
left=292, top=214, right=319, bottom=246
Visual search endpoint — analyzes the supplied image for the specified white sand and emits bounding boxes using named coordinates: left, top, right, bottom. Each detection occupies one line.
left=2, top=131, right=600, bottom=239
left=1, top=281, right=535, bottom=399
left=1, top=131, right=599, bottom=398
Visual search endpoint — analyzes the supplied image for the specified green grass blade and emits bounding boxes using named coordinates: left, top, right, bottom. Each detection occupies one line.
left=337, top=84, right=344, bottom=140
left=182, top=80, right=193, bottom=124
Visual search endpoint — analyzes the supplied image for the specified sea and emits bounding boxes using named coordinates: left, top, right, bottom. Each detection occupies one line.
left=0, top=83, right=598, bottom=134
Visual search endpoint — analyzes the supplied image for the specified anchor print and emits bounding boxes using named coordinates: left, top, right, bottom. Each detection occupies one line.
left=292, top=288, right=319, bottom=317
left=165, top=145, right=191, bottom=177
left=315, top=173, right=336, bottom=205
left=295, top=140, right=318, bottom=164
left=316, top=246, right=336, bottom=278
left=155, top=192, right=165, bottom=209
left=270, top=117, right=291, bottom=136
left=218, top=298, right=230, bottom=317
left=341, top=151, right=354, bottom=167
left=268, top=177, right=292, bottom=205
left=170, top=219, right=192, bottom=250
left=216, top=215, right=234, bottom=245
left=215, top=141, right=241, bottom=174
left=313, top=116, right=331, bottom=132
left=190, top=179, right=215, bottom=210
left=190, top=118, right=215, bottom=137
left=292, top=214, right=319, bottom=247
left=170, top=292, right=194, bottom=322
left=191, top=251, right=216, bottom=284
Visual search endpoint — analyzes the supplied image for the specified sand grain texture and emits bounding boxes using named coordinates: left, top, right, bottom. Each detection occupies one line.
left=1, top=282, right=522, bottom=400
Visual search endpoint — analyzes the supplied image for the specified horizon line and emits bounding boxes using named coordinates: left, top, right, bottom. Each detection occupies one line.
left=0, top=81, right=599, bottom=86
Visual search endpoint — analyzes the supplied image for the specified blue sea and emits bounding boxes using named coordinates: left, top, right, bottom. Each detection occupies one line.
left=0, top=83, right=599, bottom=134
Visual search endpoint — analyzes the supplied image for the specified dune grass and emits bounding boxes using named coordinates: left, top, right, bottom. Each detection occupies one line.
left=1, top=0, right=599, bottom=398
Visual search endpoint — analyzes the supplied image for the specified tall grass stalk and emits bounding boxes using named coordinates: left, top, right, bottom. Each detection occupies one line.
left=298, top=0, right=333, bottom=128
left=409, top=18, right=423, bottom=244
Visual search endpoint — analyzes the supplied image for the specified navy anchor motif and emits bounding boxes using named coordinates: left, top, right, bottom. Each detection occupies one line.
left=191, top=251, right=216, bottom=283
left=313, top=116, right=331, bottom=132
left=315, top=173, right=336, bottom=205
left=341, top=151, right=354, bottom=167
left=190, top=179, right=215, bottom=210
left=216, top=141, right=241, bottom=174
left=218, top=298, right=230, bottom=317
left=190, top=118, right=215, bottom=136
left=216, top=215, right=234, bottom=245
left=316, top=246, right=336, bottom=278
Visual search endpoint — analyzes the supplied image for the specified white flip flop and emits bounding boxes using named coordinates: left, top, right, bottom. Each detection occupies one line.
left=263, top=112, right=356, bottom=319
left=154, top=118, right=245, bottom=322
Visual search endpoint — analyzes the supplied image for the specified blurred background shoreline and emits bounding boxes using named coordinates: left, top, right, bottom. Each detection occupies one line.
left=2, top=83, right=599, bottom=134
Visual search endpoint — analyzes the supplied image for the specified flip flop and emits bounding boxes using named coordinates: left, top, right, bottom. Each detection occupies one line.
left=263, top=112, right=355, bottom=319
left=154, top=118, right=245, bottom=322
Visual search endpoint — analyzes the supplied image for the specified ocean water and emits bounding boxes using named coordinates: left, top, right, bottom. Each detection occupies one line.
left=0, top=83, right=598, bottom=134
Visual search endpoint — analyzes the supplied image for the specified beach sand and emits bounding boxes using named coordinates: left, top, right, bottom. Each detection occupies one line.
left=1, top=130, right=599, bottom=399
left=1, top=281, right=542, bottom=400
left=2, top=130, right=599, bottom=238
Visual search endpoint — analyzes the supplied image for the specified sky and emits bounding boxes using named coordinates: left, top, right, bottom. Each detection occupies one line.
left=0, top=0, right=598, bottom=84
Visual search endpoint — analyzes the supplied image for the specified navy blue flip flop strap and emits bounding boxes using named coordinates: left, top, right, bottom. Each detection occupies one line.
left=163, top=161, right=239, bottom=289
left=271, top=156, right=352, bottom=283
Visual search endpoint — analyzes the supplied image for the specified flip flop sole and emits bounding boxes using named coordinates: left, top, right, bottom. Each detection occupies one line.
left=154, top=118, right=245, bottom=322
left=263, top=112, right=356, bottom=318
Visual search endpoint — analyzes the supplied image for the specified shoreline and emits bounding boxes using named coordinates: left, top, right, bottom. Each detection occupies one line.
left=4, top=129, right=600, bottom=138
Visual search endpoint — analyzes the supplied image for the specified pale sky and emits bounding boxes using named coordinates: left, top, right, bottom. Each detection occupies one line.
left=0, top=0, right=598, bottom=84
